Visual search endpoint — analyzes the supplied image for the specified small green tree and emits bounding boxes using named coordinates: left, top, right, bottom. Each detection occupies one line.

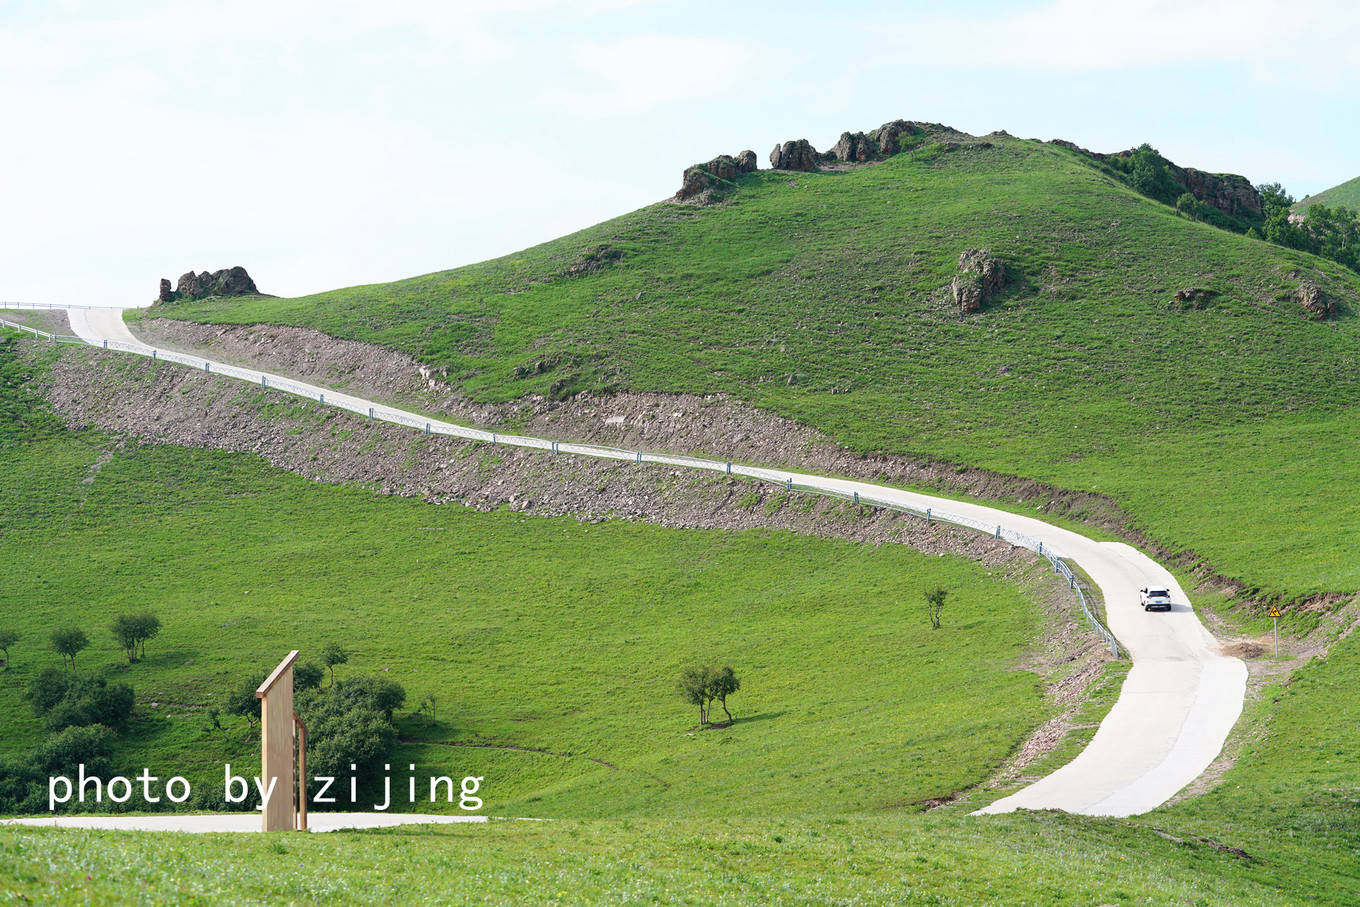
left=111, top=615, right=139, bottom=663
left=925, top=588, right=948, bottom=630
left=225, top=672, right=267, bottom=728
left=321, top=643, right=349, bottom=686
left=678, top=664, right=716, bottom=725
left=111, top=614, right=160, bottom=663
left=51, top=628, right=89, bottom=668
left=0, top=629, right=17, bottom=669
left=131, top=614, right=160, bottom=661
left=708, top=665, right=741, bottom=723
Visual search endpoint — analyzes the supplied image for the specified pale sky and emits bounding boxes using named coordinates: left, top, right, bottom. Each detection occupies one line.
left=3, top=0, right=1356, bottom=306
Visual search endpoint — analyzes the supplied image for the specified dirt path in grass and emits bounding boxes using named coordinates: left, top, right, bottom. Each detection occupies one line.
left=24, top=304, right=1248, bottom=817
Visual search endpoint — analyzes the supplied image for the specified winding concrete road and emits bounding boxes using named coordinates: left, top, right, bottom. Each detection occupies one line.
left=26, top=304, right=1246, bottom=817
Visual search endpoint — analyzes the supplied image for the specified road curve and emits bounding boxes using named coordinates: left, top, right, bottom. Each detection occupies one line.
left=51, top=305, right=1245, bottom=817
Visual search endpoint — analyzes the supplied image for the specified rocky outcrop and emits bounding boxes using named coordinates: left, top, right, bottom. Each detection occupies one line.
left=159, top=267, right=259, bottom=303
left=951, top=249, right=1005, bottom=314
left=1298, top=280, right=1337, bottom=319
left=769, top=139, right=818, bottom=172
left=1174, top=167, right=1261, bottom=219
left=1048, top=139, right=1263, bottom=219
left=826, top=120, right=963, bottom=164
left=1172, top=287, right=1218, bottom=309
left=675, top=151, right=758, bottom=202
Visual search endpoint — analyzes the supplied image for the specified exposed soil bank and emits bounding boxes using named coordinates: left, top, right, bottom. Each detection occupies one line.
left=133, top=317, right=1303, bottom=610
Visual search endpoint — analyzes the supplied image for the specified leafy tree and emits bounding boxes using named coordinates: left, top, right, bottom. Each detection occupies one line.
left=321, top=642, right=349, bottom=685
left=303, top=699, right=395, bottom=782
left=0, top=725, right=116, bottom=813
left=26, top=668, right=71, bottom=714
left=709, top=665, right=741, bottom=723
left=328, top=674, right=405, bottom=724
left=297, top=673, right=406, bottom=798
left=925, top=587, right=948, bottom=630
left=677, top=664, right=743, bottom=725
left=50, top=628, right=88, bottom=668
left=111, top=615, right=140, bottom=663
left=224, top=672, right=267, bottom=728
left=26, top=671, right=135, bottom=731
left=294, top=661, right=324, bottom=692
left=45, top=679, right=135, bottom=732
left=678, top=663, right=715, bottom=725
left=677, top=663, right=712, bottom=728
left=34, top=724, right=116, bottom=775
left=0, top=629, right=16, bottom=669
left=130, top=613, right=160, bottom=661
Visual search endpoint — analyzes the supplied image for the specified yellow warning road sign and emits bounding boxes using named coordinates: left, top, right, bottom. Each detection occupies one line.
left=1268, top=606, right=1282, bottom=618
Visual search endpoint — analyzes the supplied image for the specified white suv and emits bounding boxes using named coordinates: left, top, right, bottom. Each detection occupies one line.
left=1140, top=586, right=1173, bottom=612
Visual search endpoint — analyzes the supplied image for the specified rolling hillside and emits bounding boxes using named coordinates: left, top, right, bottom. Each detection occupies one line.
left=1296, top=175, right=1360, bottom=211
left=148, top=131, right=1360, bottom=604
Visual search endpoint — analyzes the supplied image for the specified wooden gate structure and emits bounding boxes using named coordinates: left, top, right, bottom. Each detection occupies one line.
left=255, top=650, right=308, bottom=832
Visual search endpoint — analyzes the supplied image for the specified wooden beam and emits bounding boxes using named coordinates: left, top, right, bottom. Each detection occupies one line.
left=256, top=650, right=300, bottom=699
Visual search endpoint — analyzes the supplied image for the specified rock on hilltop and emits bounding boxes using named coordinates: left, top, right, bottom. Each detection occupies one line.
left=674, top=151, right=759, bottom=203
left=158, top=267, right=259, bottom=303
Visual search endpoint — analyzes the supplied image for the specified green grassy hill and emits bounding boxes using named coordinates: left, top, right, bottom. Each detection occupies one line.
left=1296, top=175, right=1360, bottom=211
left=147, top=135, right=1360, bottom=604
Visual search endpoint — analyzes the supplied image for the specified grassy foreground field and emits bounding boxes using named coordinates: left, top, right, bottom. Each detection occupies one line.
left=4, top=620, right=1359, bottom=903
left=147, top=135, right=1360, bottom=601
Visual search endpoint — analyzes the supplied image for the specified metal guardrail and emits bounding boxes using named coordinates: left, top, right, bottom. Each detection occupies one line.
left=51, top=325, right=1123, bottom=657
left=0, top=317, right=83, bottom=344
left=0, top=301, right=126, bottom=311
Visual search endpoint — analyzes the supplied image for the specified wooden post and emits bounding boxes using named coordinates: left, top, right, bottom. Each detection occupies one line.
left=256, top=651, right=299, bottom=832
left=294, top=713, right=308, bottom=831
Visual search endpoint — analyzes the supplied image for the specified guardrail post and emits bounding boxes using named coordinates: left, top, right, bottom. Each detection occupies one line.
left=320, top=393, right=325, bottom=404
left=103, top=339, right=108, bottom=349
left=492, top=433, right=497, bottom=444
left=926, top=507, right=932, bottom=524
left=994, top=525, right=1000, bottom=539
left=1037, top=541, right=1044, bottom=556
left=152, top=350, right=157, bottom=361
left=853, top=491, right=859, bottom=504
left=725, top=462, right=731, bottom=475
left=425, top=423, right=431, bottom=434
left=369, top=408, right=374, bottom=419
left=204, top=362, right=210, bottom=373
left=785, top=478, right=792, bottom=491
left=636, top=451, right=642, bottom=463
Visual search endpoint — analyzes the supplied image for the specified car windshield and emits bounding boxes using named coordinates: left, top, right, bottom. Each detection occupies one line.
left=1149, top=589, right=1169, bottom=597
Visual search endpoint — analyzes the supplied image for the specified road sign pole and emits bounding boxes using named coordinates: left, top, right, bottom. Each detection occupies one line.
left=1274, top=615, right=1279, bottom=655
